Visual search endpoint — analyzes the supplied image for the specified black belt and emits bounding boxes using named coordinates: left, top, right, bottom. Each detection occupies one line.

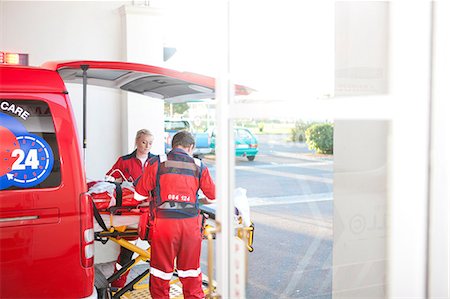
left=156, top=208, right=198, bottom=219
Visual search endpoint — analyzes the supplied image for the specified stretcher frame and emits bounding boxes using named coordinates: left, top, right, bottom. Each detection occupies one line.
left=93, top=205, right=254, bottom=299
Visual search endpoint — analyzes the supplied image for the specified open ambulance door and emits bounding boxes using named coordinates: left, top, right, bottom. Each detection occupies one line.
left=41, top=60, right=251, bottom=103
left=42, top=60, right=253, bottom=166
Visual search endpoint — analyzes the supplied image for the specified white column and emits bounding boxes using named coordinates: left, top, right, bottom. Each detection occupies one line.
left=428, top=1, right=450, bottom=297
left=119, top=5, right=165, bottom=155
left=388, top=2, right=432, bottom=297
left=215, top=1, right=233, bottom=297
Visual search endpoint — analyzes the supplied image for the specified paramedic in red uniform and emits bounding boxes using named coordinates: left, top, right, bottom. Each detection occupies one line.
left=106, top=128, right=155, bottom=182
left=135, top=130, right=216, bottom=299
left=106, top=128, right=156, bottom=288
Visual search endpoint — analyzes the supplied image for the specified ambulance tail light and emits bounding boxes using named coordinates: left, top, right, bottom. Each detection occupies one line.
left=0, top=51, right=29, bottom=65
left=249, top=143, right=258, bottom=148
left=80, top=193, right=95, bottom=268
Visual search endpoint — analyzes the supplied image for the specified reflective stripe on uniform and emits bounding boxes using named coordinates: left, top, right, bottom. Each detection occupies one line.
left=177, top=267, right=202, bottom=278
left=158, top=202, right=196, bottom=209
left=134, top=191, right=148, bottom=201
left=150, top=267, right=173, bottom=280
left=164, top=160, right=198, bottom=171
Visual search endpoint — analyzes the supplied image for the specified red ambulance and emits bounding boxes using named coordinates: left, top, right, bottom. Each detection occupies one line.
left=0, top=59, right=250, bottom=298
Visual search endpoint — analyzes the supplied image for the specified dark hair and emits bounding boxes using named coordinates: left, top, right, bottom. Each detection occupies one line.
left=172, top=130, right=196, bottom=148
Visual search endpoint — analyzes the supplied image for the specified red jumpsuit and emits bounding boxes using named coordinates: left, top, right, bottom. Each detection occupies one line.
left=135, top=148, right=216, bottom=299
left=106, top=150, right=155, bottom=288
left=106, top=149, right=156, bottom=182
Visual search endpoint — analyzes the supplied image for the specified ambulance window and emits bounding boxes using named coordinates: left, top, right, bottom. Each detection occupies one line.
left=0, top=99, right=61, bottom=190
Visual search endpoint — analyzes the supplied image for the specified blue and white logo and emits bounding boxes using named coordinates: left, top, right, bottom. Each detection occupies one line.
left=1, top=113, right=54, bottom=190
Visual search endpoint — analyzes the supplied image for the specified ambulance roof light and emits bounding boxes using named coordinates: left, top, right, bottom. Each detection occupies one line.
left=0, top=51, right=29, bottom=65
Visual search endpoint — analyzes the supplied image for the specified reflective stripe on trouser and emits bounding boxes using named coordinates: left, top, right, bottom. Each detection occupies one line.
left=150, top=216, right=204, bottom=299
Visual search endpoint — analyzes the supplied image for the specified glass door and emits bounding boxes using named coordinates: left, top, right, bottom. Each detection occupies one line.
left=212, top=1, right=437, bottom=298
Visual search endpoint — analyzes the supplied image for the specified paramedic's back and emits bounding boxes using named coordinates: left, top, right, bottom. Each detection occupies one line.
left=134, top=130, right=215, bottom=299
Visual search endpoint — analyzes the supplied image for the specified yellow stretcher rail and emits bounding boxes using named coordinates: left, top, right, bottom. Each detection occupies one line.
left=237, top=223, right=255, bottom=252
left=204, top=224, right=220, bottom=299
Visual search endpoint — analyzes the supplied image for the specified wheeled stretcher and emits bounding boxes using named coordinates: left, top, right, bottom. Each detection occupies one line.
left=89, top=181, right=255, bottom=299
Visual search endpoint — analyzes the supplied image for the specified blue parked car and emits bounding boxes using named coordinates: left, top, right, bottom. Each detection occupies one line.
left=210, top=127, right=258, bottom=161
left=164, top=119, right=212, bottom=157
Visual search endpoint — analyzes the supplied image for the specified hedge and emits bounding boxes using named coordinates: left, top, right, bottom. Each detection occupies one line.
left=290, top=120, right=318, bottom=142
left=305, top=123, right=334, bottom=154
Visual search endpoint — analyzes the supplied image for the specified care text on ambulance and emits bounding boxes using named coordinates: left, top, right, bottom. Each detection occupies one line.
left=1, top=101, right=30, bottom=120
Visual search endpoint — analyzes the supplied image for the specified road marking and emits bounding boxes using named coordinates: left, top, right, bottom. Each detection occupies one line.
left=236, top=165, right=333, bottom=184
left=236, top=161, right=332, bottom=169
left=248, top=192, right=333, bottom=207
left=281, top=236, right=326, bottom=297
left=208, top=160, right=332, bottom=170
left=270, top=150, right=333, bottom=161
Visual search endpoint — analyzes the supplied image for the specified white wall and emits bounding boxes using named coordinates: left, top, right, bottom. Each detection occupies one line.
left=120, top=4, right=166, bottom=158
left=0, top=1, right=166, bottom=180
left=0, top=1, right=126, bottom=64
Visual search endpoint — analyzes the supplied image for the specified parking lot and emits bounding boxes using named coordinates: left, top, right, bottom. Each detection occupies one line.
left=203, top=134, right=334, bottom=298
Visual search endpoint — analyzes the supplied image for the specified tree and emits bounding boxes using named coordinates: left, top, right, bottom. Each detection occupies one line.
left=164, top=103, right=189, bottom=117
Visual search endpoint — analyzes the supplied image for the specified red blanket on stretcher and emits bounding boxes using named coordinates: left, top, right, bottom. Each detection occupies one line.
left=87, top=181, right=141, bottom=210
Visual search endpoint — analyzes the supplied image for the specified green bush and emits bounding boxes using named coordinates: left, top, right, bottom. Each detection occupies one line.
left=305, top=123, right=334, bottom=154
left=291, top=120, right=317, bottom=142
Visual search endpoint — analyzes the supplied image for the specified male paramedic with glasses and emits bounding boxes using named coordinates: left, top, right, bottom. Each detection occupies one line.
left=134, top=130, right=215, bottom=299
